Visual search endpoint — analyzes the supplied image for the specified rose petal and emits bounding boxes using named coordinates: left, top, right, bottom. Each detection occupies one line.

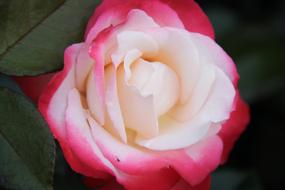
left=87, top=115, right=180, bottom=190
left=125, top=58, right=153, bottom=88
left=170, top=64, right=216, bottom=121
left=136, top=115, right=211, bottom=150
left=65, top=89, right=114, bottom=175
left=117, top=65, right=159, bottom=138
left=86, top=69, right=105, bottom=125
left=87, top=115, right=166, bottom=175
left=128, top=59, right=180, bottom=116
left=65, top=88, right=165, bottom=189
left=39, top=43, right=82, bottom=139
left=169, top=33, right=236, bottom=123
left=87, top=9, right=161, bottom=44
left=91, top=10, right=160, bottom=66
left=104, top=64, right=127, bottom=143
left=14, top=73, right=54, bottom=103
left=88, top=113, right=221, bottom=187
left=88, top=12, right=162, bottom=126
left=199, top=66, right=236, bottom=123
left=149, top=27, right=200, bottom=104
left=122, top=168, right=179, bottom=190
left=86, top=45, right=106, bottom=125
left=75, top=44, right=94, bottom=92
left=85, top=0, right=184, bottom=41
left=190, top=32, right=239, bottom=86
left=161, top=0, right=215, bottom=39
left=121, top=49, right=142, bottom=81
left=218, top=92, right=250, bottom=162
left=167, top=136, right=222, bottom=185
left=38, top=44, right=108, bottom=178
left=116, top=30, right=159, bottom=59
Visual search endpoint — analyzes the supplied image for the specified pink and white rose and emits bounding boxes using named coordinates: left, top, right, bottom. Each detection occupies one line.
left=17, top=0, right=250, bottom=189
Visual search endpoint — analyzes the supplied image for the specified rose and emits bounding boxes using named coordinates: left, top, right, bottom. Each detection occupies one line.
left=17, top=0, right=250, bottom=189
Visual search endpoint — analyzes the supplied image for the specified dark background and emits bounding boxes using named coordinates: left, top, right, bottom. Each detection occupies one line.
left=200, top=0, right=285, bottom=190
left=52, top=1, right=285, bottom=190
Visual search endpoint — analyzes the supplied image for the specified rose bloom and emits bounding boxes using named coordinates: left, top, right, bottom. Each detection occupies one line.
left=16, top=0, right=250, bottom=189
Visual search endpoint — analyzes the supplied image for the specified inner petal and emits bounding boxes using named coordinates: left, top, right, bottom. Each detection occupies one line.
left=117, top=65, right=158, bottom=138
left=170, top=64, right=216, bottom=121
left=86, top=69, right=105, bottom=125
left=104, top=64, right=127, bottom=143
left=147, top=27, right=200, bottom=104
left=127, top=59, right=180, bottom=116
left=111, top=30, right=159, bottom=65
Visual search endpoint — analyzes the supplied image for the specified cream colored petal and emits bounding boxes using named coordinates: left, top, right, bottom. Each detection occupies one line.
left=122, top=49, right=142, bottom=81
left=148, top=27, right=200, bottom=104
left=86, top=69, right=105, bottom=125
left=117, top=66, right=158, bottom=138
left=136, top=115, right=210, bottom=150
left=128, top=59, right=180, bottom=116
left=170, top=64, right=216, bottom=121
left=199, top=66, right=235, bottom=122
left=104, top=65, right=127, bottom=143
left=115, top=31, right=159, bottom=61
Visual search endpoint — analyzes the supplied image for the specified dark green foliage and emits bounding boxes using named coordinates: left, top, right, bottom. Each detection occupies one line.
left=0, top=0, right=100, bottom=76
left=0, top=87, right=55, bottom=190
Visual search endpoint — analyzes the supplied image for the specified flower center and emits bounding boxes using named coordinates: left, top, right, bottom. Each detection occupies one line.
left=127, top=58, right=180, bottom=116
left=114, top=52, right=180, bottom=139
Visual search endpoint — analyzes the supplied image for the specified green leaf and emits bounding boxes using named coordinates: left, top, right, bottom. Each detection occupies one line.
left=0, top=0, right=100, bottom=76
left=0, top=0, right=65, bottom=55
left=0, top=87, right=55, bottom=190
left=0, top=74, right=23, bottom=94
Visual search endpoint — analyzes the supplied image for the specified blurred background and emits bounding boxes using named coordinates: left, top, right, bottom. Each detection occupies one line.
left=54, top=1, right=285, bottom=190
left=201, top=0, right=285, bottom=189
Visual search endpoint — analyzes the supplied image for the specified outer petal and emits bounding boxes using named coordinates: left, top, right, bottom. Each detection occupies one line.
left=164, top=136, right=222, bottom=186
left=88, top=112, right=222, bottom=186
left=85, top=0, right=214, bottom=41
left=38, top=43, right=109, bottom=178
left=169, top=32, right=237, bottom=122
left=87, top=115, right=167, bottom=175
left=14, top=73, right=54, bottom=103
left=161, top=0, right=215, bottom=39
left=39, top=44, right=80, bottom=139
left=190, top=33, right=239, bottom=86
left=65, top=89, right=115, bottom=176
left=121, top=168, right=179, bottom=190
left=199, top=66, right=235, bottom=123
left=88, top=115, right=182, bottom=190
left=218, top=92, right=250, bottom=162
left=85, top=0, right=184, bottom=41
